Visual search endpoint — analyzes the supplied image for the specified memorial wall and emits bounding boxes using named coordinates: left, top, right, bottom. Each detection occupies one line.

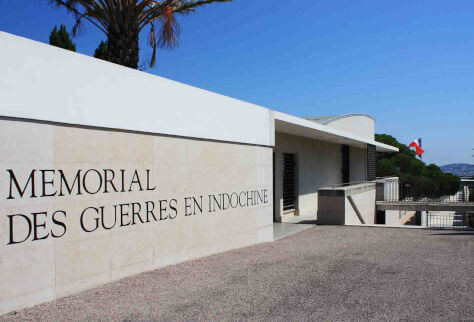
left=0, top=32, right=274, bottom=315
left=0, top=119, right=273, bottom=314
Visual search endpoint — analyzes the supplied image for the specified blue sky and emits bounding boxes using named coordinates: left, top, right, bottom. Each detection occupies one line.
left=1, top=0, right=473, bottom=165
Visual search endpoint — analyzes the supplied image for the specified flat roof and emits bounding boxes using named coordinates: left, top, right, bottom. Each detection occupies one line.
left=0, top=31, right=399, bottom=153
left=273, top=111, right=398, bottom=153
left=304, top=114, right=375, bottom=125
left=0, top=31, right=271, bottom=147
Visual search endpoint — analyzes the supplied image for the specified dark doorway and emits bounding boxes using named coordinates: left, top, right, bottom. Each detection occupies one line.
left=341, top=145, right=350, bottom=183
left=376, top=210, right=385, bottom=224
left=282, top=153, right=297, bottom=213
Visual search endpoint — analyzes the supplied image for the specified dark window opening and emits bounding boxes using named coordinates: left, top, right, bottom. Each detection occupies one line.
left=367, top=144, right=376, bottom=181
left=282, top=153, right=296, bottom=212
left=341, top=145, right=350, bottom=183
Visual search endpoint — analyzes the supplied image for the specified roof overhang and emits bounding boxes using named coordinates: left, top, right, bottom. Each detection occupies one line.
left=273, top=111, right=398, bottom=153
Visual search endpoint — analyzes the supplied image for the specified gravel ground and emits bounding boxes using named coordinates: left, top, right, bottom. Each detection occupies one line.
left=2, top=226, right=473, bottom=321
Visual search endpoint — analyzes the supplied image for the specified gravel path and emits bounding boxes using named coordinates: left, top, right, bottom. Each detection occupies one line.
left=2, top=226, right=473, bottom=321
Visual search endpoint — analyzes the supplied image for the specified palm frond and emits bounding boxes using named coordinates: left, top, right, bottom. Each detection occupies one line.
left=47, top=0, right=232, bottom=68
left=173, top=0, right=232, bottom=14
left=149, top=22, right=157, bottom=66
left=157, top=4, right=180, bottom=49
left=48, top=0, right=108, bottom=34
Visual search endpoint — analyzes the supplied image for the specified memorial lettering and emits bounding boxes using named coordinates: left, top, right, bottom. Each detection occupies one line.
left=3, top=168, right=269, bottom=245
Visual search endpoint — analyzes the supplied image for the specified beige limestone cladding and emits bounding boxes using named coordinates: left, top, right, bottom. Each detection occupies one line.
left=153, top=212, right=188, bottom=259
left=0, top=120, right=53, bottom=163
left=153, top=136, right=187, bottom=166
left=53, top=126, right=109, bottom=163
left=110, top=225, right=154, bottom=279
left=0, top=244, right=55, bottom=314
left=54, top=234, right=111, bottom=297
left=0, top=118, right=273, bottom=315
left=109, top=131, right=153, bottom=164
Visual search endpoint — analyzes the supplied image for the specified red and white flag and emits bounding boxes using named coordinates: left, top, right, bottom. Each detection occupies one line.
left=409, top=138, right=424, bottom=157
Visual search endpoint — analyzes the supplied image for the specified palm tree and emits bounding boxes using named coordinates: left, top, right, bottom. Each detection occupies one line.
left=48, top=0, right=232, bottom=69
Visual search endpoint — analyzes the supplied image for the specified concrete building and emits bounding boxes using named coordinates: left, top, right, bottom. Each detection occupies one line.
left=273, top=113, right=390, bottom=223
left=0, top=32, right=397, bottom=315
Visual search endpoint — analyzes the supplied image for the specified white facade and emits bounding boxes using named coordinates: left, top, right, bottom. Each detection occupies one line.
left=308, top=114, right=375, bottom=140
left=0, top=32, right=398, bottom=315
left=0, top=31, right=270, bottom=147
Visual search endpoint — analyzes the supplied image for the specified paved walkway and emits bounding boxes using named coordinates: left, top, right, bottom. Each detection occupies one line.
left=272, top=222, right=313, bottom=240
left=2, top=226, right=473, bottom=321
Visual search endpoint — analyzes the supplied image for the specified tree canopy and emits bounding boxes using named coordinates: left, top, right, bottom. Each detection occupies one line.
left=375, top=134, right=457, bottom=180
left=49, top=25, right=76, bottom=52
left=375, top=134, right=460, bottom=197
left=94, top=40, right=108, bottom=61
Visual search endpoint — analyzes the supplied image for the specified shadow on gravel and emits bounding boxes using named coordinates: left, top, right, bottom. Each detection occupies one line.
left=298, top=220, right=316, bottom=224
left=429, top=232, right=474, bottom=236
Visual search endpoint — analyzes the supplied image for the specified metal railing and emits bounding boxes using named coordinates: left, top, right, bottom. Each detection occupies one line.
left=329, top=180, right=375, bottom=189
left=427, top=212, right=471, bottom=228
left=381, top=209, right=474, bottom=228
left=377, top=177, right=473, bottom=204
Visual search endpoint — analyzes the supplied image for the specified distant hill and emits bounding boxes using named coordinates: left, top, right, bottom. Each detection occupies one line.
left=440, top=163, right=474, bottom=177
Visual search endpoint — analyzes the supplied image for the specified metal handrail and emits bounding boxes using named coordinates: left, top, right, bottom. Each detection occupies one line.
left=378, top=178, right=473, bottom=204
